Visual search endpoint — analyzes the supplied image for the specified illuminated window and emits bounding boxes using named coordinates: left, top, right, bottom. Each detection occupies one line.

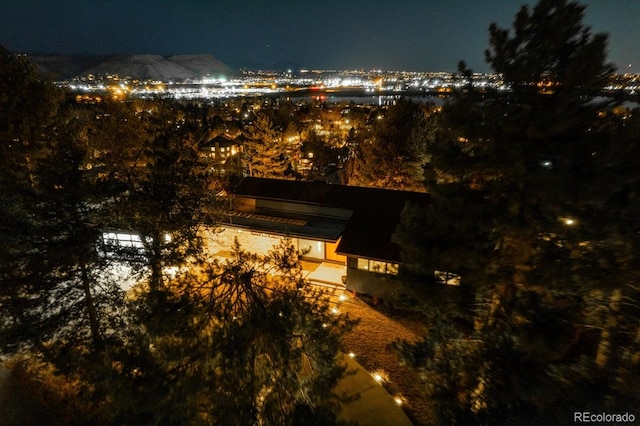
left=387, top=263, right=399, bottom=275
left=370, top=260, right=385, bottom=273
left=435, top=270, right=461, bottom=286
left=357, top=258, right=369, bottom=270
left=103, top=232, right=144, bottom=248
left=299, top=238, right=324, bottom=259
left=356, top=259, right=400, bottom=275
left=101, top=232, right=146, bottom=258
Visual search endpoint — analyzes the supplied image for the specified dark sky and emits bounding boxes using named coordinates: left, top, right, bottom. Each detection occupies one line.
left=1, top=0, right=638, bottom=72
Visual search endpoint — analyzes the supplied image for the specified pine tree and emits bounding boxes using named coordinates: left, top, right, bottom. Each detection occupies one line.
left=103, top=101, right=217, bottom=290
left=0, top=49, right=131, bottom=385
left=394, top=0, right=640, bottom=421
left=243, top=113, right=289, bottom=178
left=347, top=99, right=431, bottom=191
left=103, top=240, right=356, bottom=425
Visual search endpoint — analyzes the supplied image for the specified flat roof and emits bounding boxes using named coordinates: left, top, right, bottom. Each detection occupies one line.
left=233, top=178, right=431, bottom=262
left=223, top=209, right=349, bottom=241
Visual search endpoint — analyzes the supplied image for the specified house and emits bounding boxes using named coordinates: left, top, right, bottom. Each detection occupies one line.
left=208, top=177, right=431, bottom=298
left=199, top=135, right=244, bottom=175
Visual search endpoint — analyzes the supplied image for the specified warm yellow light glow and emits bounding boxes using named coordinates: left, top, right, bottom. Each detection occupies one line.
left=348, top=352, right=356, bottom=358
left=372, top=372, right=383, bottom=383
left=338, top=294, right=347, bottom=302
left=564, top=218, right=575, bottom=225
left=394, top=396, right=403, bottom=405
left=331, top=307, right=339, bottom=315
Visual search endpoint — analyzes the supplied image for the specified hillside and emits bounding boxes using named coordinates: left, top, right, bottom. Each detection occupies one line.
left=28, top=53, right=234, bottom=81
left=168, top=54, right=233, bottom=78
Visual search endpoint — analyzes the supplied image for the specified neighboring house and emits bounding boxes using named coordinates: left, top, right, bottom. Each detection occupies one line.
left=208, top=177, right=432, bottom=298
left=199, top=134, right=244, bottom=175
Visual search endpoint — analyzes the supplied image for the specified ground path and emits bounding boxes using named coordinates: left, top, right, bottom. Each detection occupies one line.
left=337, top=293, right=432, bottom=425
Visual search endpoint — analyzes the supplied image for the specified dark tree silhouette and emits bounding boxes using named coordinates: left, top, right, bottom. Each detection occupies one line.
left=0, top=47, right=124, bottom=358
left=394, top=1, right=640, bottom=422
left=107, top=240, right=356, bottom=425
left=347, top=99, right=432, bottom=191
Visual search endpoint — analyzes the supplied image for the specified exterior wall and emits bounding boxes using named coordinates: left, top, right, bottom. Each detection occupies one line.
left=206, top=225, right=282, bottom=256
left=207, top=228, right=406, bottom=298
left=199, top=141, right=241, bottom=164
left=344, top=265, right=401, bottom=299
left=325, top=240, right=346, bottom=263
left=205, top=225, right=331, bottom=262
left=344, top=256, right=401, bottom=297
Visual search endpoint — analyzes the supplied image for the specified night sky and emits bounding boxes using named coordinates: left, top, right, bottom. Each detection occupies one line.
left=1, top=0, right=638, bottom=72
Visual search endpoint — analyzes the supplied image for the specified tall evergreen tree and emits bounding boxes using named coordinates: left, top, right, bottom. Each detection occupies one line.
left=394, top=1, right=640, bottom=422
left=104, top=240, right=356, bottom=425
left=0, top=49, right=130, bottom=384
left=347, top=99, right=431, bottom=191
left=104, top=101, right=217, bottom=290
left=243, top=113, right=289, bottom=178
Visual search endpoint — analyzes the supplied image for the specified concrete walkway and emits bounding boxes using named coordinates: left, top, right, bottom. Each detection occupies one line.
left=336, top=353, right=413, bottom=426
left=298, top=268, right=413, bottom=425
left=301, top=260, right=346, bottom=287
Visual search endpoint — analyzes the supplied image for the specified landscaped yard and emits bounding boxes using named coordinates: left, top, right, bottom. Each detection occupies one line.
left=339, top=293, right=432, bottom=425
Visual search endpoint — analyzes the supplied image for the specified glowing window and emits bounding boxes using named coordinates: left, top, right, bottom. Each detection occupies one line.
left=357, top=258, right=369, bottom=270
left=435, top=270, right=461, bottom=286
left=370, top=260, right=385, bottom=273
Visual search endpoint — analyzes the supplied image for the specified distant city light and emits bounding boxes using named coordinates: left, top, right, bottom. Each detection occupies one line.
left=56, top=68, right=638, bottom=104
